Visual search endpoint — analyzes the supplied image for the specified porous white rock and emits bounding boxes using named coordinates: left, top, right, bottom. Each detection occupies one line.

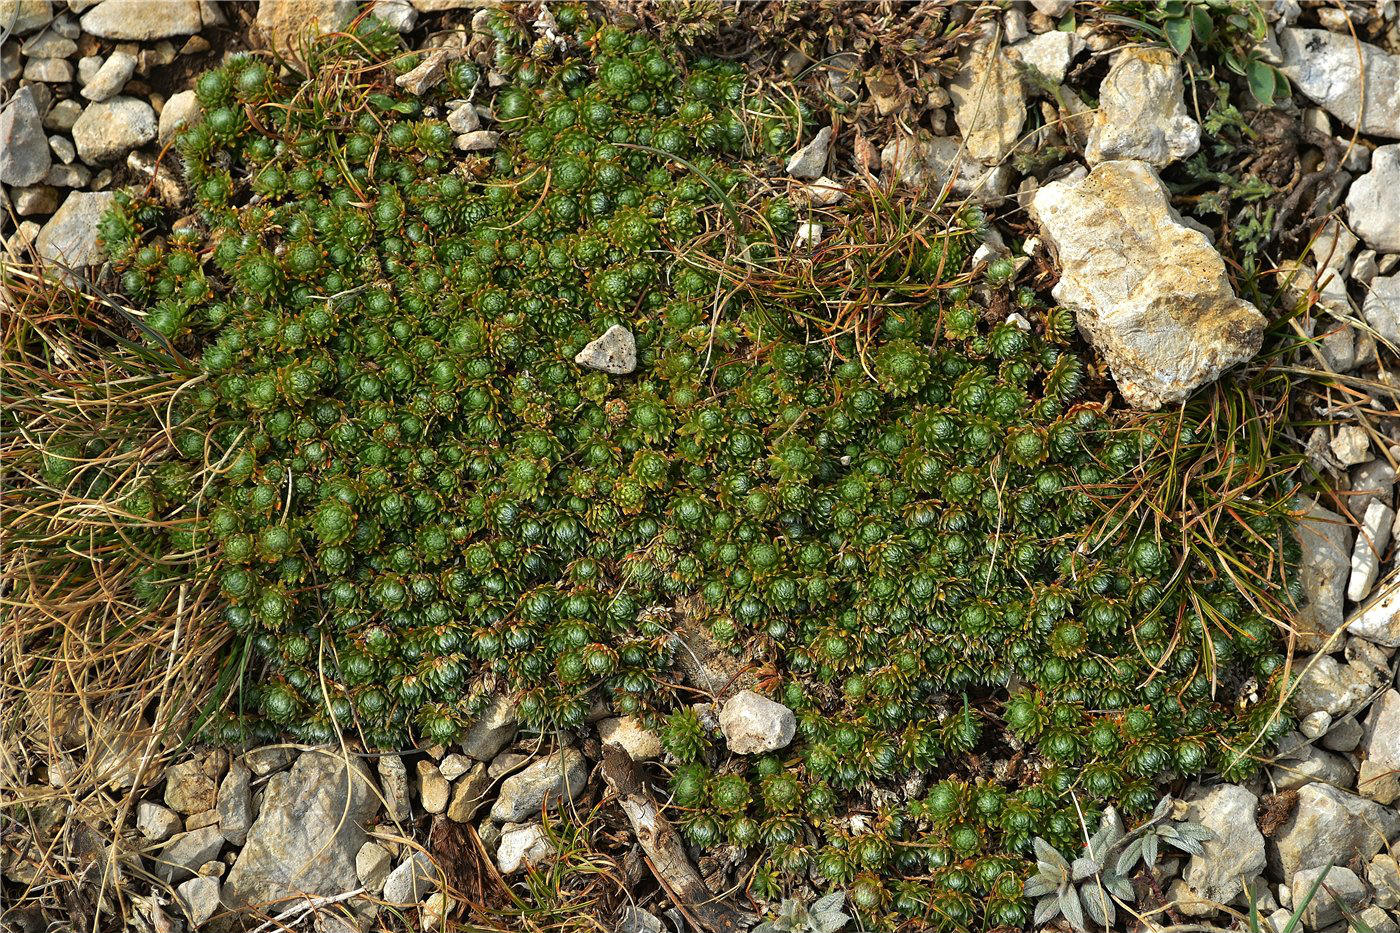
left=574, top=324, right=636, bottom=375
left=1347, top=145, right=1400, bottom=254
left=417, top=760, right=450, bottom=814
left=1279, top=29, right=1400, bottom=139
left=254, top=0, right=356, bottom=60
left=879, top=132, right=1014, bottom=203
left=597, top=716, right=662, bottom=761
left=947, top=38, right=1026, bottom=163
left=1029, top=159, right=1265, bottom=409
left=1332, top=424, right=1373, bottom=467
left=719, top=690, right=796, bottom=755
left=1085, top=48, right=1200, bottom=167
left=355, top=841, right=391, bottom=895
left=496, top=823, right=555, bottom=874
left=1007, top=30, right=1082, bottom=84
left=137, top=801, right=182, bottom=841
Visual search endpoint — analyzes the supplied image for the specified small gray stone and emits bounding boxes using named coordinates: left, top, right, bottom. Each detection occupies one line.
left=158, top=89, right=201, bottom=145
left=447, top=102, right=479, bottom=134
left=20, top=28, right=77, bottom=58
left=43, top=97, right=81, bottom=132
left=1293, top=652, right=1382, bottom=718
left=719, top=690, right=796, bottom=755
left=880, top=132, right=1013, bottom=204
left=490, top=748, right=588, bottom=823
left=13, top=184, right=58, bottom=215
left=396, top=48, right=451, bottom=95
left=1007, top=30, right=1083, bottom=85
left=1361, top=907, right=1400, bottom=933
left=242, top=746, right=294, bottom=776
left=786, top=126, right=832, bottom=179
left=439, top=754, right=471, bottom=782
left=1359, top=689, right=1400, bottom=803
left=1271, top=782, right=1400, bottom=878
left=1365, top=274, right=1400, bottom=347
left=1279, top=29, right=1400, bottom=139
left=79, top=0, right=201, bottom=40
left=1, top=0, right=54, bottom=34
left=597, top=716, right=662, bottom=761
left=1178, top=785, right=1265, bottom=910
left=445, top=763, right=490, bottom=822
left=47, top=134, right=74, bottom=164
left=1, top=86, right=52, bottom=186
left=176, top=875, right=223, bottom=928
left=461, top=696, right=518, bottom=760
left=77, top=54, right=102, bottom=85
left=1311, top=218, right=1357, bottom=273
left=1333, top=425, right=1372, bottom=467
left=1291, top=865, right=1366, bottom=929
left=574, top=324, right=636, bottom=375
left=1087, top=47, right=1199, bottom=167
left=23, top=57, right=74, bottom=83
left=156, top=825, right=225, bottom=882
left=1351, top=458, right=1396, bottom=519
left=164, top=751, right=225, bottom=815
left=72, top=96, right=156, bottom=163
left=382, top=850, right=436, bottom=905
left=1370, top=853, right=1400, bottom=909
left=216, top=760, right=252, bottom=846
left=378, top=753, right=411, bottom=822
left=417, top=760, right=449, bottom=815
left=1321, top=715, right=1364, bottom=752
left=137, top=801, right=182, bottom=842
left=489, top=752, right=529, bottom=779
left=454, top=129, right=498, bottom=151
left=1293, top=498, right=1352, bottom=650
left=355, top=841, right=391, bottom=895
left=49, top=10, right=76, bottom=36
left=80, top=48, right=136, bottom=102
left=1355, top=249, right=1380, bottom=287
left=496, top=823, right=554, bottom=874
left=1270, top=744, right=1356, bottom=791
left=1349, top=499, right=1395, bottom=602
left=371, top=0, right=416, bottom=31
left=947, top=39, right=1026, bottom=164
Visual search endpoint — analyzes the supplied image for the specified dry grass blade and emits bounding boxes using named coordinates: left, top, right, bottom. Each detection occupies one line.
left=1, top=255, right=236, bottom=932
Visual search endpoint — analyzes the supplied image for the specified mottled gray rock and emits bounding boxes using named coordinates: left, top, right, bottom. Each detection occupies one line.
left=719, top=690, right=796, bottom=755
left=216, top=760, right=252, bottom=846
left=137, top=801, right=182, bottom=842
left=446, top=102, right=479, bottom=134
left=490, top=748, right=588, bottom=822
left=72, top=97, right=156, bottom=163
left=1359, top=689, right=1400, bottom=803
left=176, top=875, right=223, bottom=928
left=80, top=0, right=200, bottom=39
left=1364, top=274, right=1400, bottom=347
left=378, top=753, right=410, bottom=822
left=1086, top=48, right=1200, bottom=167
left=880, top=132, right=1014, bottom=204
left=20, top=28, right=76, bottom=58
left=1271, top=782, right=1400, bottom=877
left=224, top=750, right=379, bottom=908
left=1293, top=498, right=1352, bottom=651
left=1321, top=714, right=1364, bottom=753
left=1, top=0, right=54, bottom=34
left=445, top=763, right=490, bottom=822
left=1279, top=29, right=1400, bottom=139
left=165, top=750, right=225, bottom=815
left=23, top=56, right=73, bottom=82
left=417, top=760, right=449, bottom=814
left=947, top=38, right=1026, bottom=163
left=81, top=48, right=136, bottom=102
left=439, top=754, right=471, bottom=782
left=382, top=850, right=435, bottom=905
left=598, top=716, right=662, bottom=761
left=1029, top=160, right=1265, bottom=409
left=243, top=746, right=294, bottom=776
left=1, top=86, right=52, bottom=186
left=1347, top=145, right=1400, bottom=254
left=1370, top=853, right=1400, bottom=909
left=1178, top=785, right=1264, bottom=910
left=1312, top=218, right=1357, bottom=274
left=77, top=54, right=102, bottom=85
left=43, top=97, right=81, bottom=132
left=1294, top=652, right=1383, bottom=718
left=454, top=129, right=498, bottom=151
left=497, top=823, right=554, bottom=874
left=13, top=184, right=58, bottom=215
left=396, top=48, right=451, bottom=96
left=1349, top=499, right=1394, bottom=602
left=48, top=134, right=75, bottom=164
left=1292, top=865, right=1366, bottom=929
left=355, top=841, right=391, bottom=895
left=574, top=324, right=636, bottom=375
left=1270, top=744, right=1356, bottom=791
left=254, top=0, right=356, bottom=59
left=1007, top=30, right=1082, bottom=84
left=786, top=126, right=832, bottom=179
left=1361, top=906, right=1400, bottom=933
left=1333, top=424, right=1372, bottom=467
left=156, top=825, right=225, bottom=882
left=461, top=695, right=518, bottom=760
left=1352, top=459, right=1396, bottom=519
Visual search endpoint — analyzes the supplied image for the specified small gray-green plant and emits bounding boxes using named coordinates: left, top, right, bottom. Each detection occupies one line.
left=1026, top=797, right=1213, bottom=931
left=753, top=892, right=850, bottom=933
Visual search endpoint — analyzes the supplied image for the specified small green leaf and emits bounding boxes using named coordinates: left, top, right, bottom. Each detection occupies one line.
left=1224, top=49, right=1247, bottom=75
left=1165, top=16, right=1193, bottom=54
left=1190, top=5, right=1214, bottom=42
left=1248, top=59, right=1277, bottom=105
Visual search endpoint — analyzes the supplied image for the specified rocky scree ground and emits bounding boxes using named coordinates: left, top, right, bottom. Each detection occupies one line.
left=5, top=1, right=1400, bottom=933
